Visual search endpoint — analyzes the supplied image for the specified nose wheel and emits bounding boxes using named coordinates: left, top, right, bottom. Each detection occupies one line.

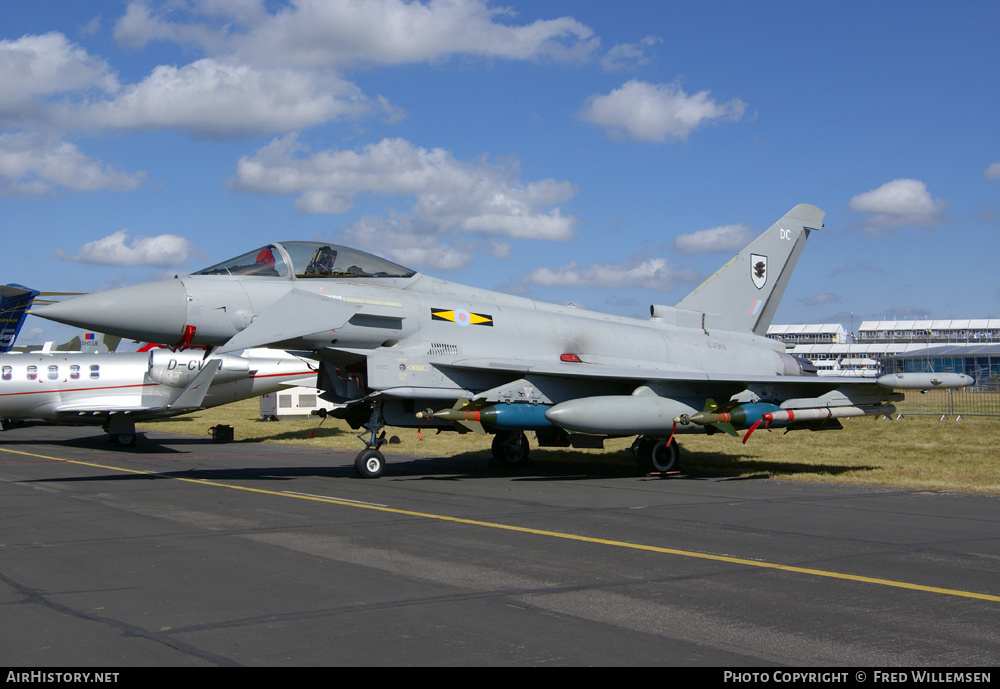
left=354, top=402, right=387, bottom=478
left=355, top=448, right=385, bottom=479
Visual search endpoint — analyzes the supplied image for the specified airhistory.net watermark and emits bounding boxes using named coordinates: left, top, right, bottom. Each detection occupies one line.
left=6, top=673, right=119, bottom=683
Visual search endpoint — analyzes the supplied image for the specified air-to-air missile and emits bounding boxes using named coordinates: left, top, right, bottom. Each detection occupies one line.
left=674, top=402, right=783, bottom=435
left=760, top=405, right=895, bottom=425
left=418, top=401, right=552, bottom=434
left=675, top=401, right=899, bottom=443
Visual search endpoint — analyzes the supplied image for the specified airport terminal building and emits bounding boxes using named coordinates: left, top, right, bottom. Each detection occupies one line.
left=769, top=320, right=1000, bottom=382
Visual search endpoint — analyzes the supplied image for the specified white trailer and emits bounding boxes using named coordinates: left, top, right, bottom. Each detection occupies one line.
left=260, top=386, right=340, bottom=420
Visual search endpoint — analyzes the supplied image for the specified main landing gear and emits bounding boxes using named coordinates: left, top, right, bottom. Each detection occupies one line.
left=490, top=430, right=530, bottom=466
left=354, top=402, right=387, bottom=478
left=104, top=415, right=137, bottom=447
left=109, top=432, right=136, bottom=446
left=632, top=435, right=680, bottom=475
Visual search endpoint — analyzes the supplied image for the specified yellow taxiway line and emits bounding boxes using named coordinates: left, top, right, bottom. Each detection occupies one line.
left=5, top=446, right=999, bottom=604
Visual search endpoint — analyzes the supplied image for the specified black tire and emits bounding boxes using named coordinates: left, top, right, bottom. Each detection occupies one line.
left=114, top=433, right=136, bottom=446
left=355, top=449, right=385, bottom=478
left=491, top=431, right=530, bottom=465
left=637, top=436, right=680, bottom=473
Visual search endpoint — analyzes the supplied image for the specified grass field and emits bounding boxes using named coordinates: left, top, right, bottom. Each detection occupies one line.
left=138, top=396, right=1000, bottom=495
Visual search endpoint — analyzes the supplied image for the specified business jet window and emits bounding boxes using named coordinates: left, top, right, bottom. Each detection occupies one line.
left=27, top=365, right=37, bottom=380
left=70, top=365, right=80, bottom=379
left=278, top=242, right=416, bottom=279
left=194, top=245, right=289, bottom=278
left=48, top=365, right=59, bottom=380
left=2, top=366, right=10, bottom=381
left=90, top=365, right=100, bottom=380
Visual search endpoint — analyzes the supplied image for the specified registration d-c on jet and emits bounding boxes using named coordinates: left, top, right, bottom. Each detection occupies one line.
left=32, top=205, right=971, bottom=478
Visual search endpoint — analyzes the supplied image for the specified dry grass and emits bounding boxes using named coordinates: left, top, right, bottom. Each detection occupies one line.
left=139, top=397, right=1000, bottom=494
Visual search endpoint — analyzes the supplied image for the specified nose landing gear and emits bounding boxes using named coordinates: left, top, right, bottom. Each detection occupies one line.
left=354, top=402, right=387, bottom=478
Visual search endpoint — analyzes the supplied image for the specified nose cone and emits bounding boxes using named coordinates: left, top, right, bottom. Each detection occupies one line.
left=32, top=279, right=188, bottom=344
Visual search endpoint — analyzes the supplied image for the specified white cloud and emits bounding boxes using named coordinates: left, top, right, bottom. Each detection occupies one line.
left=985, top=162, right=1000, bottom=179
left=53, top=229, right=201, bottom=267
left=519, top=253, right=699, bottom=291
left=339, top=215, right=479, bottom=271
left=114, top=0, right=597, bottom=67
left=0, top=133, right=144, bottom=197
left=847, top=179, right=946, bottom=232
left=7, top=2, right=596, bottom=140
left=232, top=135, right=577, bottom=240
left=113, top=0, right=238, bottom=52
left=579, top=79, right=747, bottom=143
left=804, top=293, right=840, bottom=306
left=0, top=29, right=401, bottom=140
left=332, top=213, right=514, bottom=272
left=68, top=58, right=378, bottom=137
left=673, top=224, right=753, bottom=255
left=601, top=36, right=661, bottom=72
left=0, top=32, right=118, bottom=115
left=79, top=17, right=102, bottom=38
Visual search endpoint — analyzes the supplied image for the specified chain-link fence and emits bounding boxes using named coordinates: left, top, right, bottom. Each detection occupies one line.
left=895, top=382, right=1000, bottom=418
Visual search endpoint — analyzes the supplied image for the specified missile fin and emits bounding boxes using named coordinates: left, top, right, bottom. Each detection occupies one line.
left=435, top=398, right=486, bottom=434
left=712, top=422, right=740, bottom=437
left=455, top=419, right=486, bottom=435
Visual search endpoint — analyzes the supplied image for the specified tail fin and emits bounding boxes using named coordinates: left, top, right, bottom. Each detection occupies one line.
left=0, top=284, right=40, bottom=352
left=675, top=204, right=824, bottom=334
left=52, top=331, right=123, bottom=353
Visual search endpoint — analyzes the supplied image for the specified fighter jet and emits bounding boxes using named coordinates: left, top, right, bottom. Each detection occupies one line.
left=0, top=346, right=318, bottom=444
left=32, top=205, right=972, bottom=476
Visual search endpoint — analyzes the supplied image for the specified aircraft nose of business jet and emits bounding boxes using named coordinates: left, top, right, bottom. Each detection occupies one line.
left=32, top=278, right=189, bottom=345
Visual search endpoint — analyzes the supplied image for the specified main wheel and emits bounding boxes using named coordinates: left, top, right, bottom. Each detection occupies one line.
left=491, top=431, right=530, bottom=465
left=636, top=436, right=680, bottom=473
left=112, top=433, right=136, bottom=446
left=355, top=449, right=385, bottom=478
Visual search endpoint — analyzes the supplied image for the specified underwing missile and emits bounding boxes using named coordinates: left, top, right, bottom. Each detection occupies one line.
left=739, top=403, right=896, bottom=444
left=418, top=402, right=552, bottom=433
left=674, top=402, right=783, bottom=433
left=435, top=402, right=552, bottom=430
left=762, top=404, right=895, bottom=425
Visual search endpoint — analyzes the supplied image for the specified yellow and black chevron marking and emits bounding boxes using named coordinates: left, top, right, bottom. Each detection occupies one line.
left=431, top=308, right=493, bottom=327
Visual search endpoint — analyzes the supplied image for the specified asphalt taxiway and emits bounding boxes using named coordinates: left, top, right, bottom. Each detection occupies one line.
left=2, top=425, right=999, bottom=666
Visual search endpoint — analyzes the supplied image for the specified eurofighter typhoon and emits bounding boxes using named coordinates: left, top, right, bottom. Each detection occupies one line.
left=32, top=205, right=971, bottom=477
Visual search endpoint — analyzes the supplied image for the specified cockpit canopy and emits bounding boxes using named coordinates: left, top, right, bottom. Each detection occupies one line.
left=193, top=241, right=416, bottom=280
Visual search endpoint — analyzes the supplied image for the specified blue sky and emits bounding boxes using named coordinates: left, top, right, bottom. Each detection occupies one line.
left=3, top=0, right=999, bottom=344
